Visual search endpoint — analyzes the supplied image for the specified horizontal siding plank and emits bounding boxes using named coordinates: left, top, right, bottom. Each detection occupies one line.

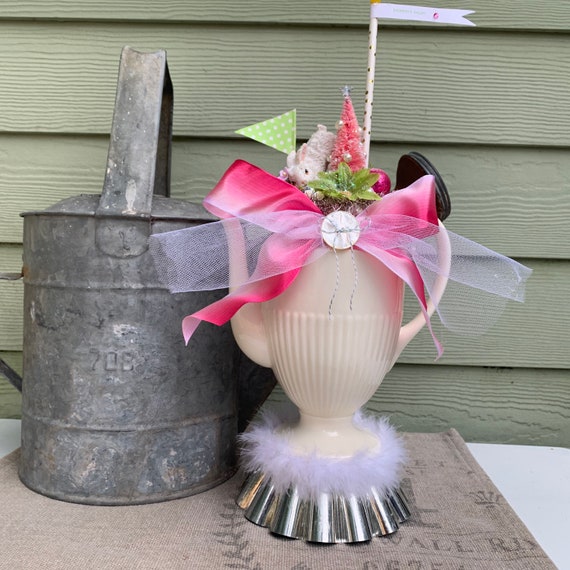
left=0, top=352, right=22, bottom=419
left=0, top=24, right=568, bottom=146
left=267, top=364, right=570, bottom=446
left=0, top=1, right=569, bottom=31
left=1, top=246, right=568, bottom=368
left=185, top=142, right=570, bottom=259
left=0, top=244, right=24, bottom=272
left=1, top=136, right=568, bottom=259
left=0, top=136, right=108, bottom=244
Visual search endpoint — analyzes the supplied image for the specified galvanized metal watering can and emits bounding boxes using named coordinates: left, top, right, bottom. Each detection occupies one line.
left=0, top=47, right=274, bottom=505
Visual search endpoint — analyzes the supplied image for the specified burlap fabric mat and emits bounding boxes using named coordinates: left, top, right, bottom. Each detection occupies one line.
left=0, top=430, right=554, bottom=569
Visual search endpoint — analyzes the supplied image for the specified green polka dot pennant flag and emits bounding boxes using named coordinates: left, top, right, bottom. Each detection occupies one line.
left=235, top=109, right=296, bottom=154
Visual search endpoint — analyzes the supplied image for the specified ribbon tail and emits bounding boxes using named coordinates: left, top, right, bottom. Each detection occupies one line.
left=182, top=314, right=202, bottom=345
left=182, top=269, right=301, bottom=345
left=182, top=268, right=302, bottom=345
left=357, top=242, right=444, bottom=359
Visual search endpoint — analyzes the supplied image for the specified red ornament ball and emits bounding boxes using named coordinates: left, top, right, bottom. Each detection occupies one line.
left=370, top=168, right=392, bottom=196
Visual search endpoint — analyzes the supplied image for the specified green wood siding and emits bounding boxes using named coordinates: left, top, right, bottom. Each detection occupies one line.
left=273, top=364, right=570, bottom=446
left=0, top=1, right=568, bottom=445
left=1, top=138, right=569, bottom=257
left=0, top=1, right=568, bottom=30
left=0, top=25, right=568, bottom=147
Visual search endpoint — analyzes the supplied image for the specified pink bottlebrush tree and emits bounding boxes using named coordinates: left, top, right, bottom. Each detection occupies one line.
left=328, top=87, right=367, bottom=172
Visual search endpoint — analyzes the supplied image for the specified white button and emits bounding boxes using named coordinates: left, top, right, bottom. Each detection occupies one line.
left=321, top=211, right=361, bottom=250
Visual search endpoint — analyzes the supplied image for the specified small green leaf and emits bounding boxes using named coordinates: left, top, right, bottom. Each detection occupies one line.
left=353, top=189, right=381, bottom=201
left=305, top=164, right=382, bottom=204
left=352, top=169, right=379, bottom=192
left=309, top=176, right=338, bottom=192
left=336, top=162, right=351, bottom=191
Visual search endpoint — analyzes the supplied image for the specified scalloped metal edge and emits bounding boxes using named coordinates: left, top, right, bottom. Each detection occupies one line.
left=236, top=470, right=410, bottom=543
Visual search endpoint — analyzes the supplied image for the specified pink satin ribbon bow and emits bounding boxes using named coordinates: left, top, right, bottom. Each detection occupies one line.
left=149, top=160, right=531, bottom=358
left=182, top=160, right=442, bottom=353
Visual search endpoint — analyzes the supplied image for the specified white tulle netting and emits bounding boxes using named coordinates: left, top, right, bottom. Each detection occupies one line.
left=149, top=211, right=531, bottom=339
left=411, top=232, right=527, bottom=334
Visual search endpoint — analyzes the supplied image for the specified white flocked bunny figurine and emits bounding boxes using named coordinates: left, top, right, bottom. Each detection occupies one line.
left=286, top=124, right=336, bottom=187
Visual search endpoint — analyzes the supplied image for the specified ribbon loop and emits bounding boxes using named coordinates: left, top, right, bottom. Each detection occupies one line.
left=149, top=160, right=531, bottom=355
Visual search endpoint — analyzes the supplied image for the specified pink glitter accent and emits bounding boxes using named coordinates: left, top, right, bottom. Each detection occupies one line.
left=370, top=168, right=392, bottom=196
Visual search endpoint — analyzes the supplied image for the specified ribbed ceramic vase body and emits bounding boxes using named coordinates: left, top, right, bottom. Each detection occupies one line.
left=263, top=250, right=403, bottom=418
left=233, top=248, right=407, bottom=456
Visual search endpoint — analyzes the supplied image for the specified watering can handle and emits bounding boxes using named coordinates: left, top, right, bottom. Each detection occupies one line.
left=394, top=220, right=451, bottom=362
left=96, top=46, right=173, bottom=218
left=0, top=47, right=174, bottom=392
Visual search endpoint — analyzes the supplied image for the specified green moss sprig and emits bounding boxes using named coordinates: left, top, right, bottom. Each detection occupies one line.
left=307, top=162, right=381, bottom=202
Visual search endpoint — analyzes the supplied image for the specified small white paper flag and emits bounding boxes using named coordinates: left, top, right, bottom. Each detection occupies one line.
left=236, top=110, right=297, bottom=154
left=371, top=2, right=475, bottom=26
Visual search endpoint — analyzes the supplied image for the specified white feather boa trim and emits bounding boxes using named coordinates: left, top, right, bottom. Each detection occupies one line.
left=239, top=408, right=407, bottom=501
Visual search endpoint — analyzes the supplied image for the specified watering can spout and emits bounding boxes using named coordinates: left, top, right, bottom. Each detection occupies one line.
left=0, top=358, right=22, bottom=393
left=0, top=272, right=24, bottom=392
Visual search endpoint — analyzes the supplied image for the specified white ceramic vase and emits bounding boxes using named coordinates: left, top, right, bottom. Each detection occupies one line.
left=231, top=216, right=450, bottom=459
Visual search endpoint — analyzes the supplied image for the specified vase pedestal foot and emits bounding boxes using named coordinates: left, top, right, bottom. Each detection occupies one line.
left=236, top=410, right=410, bottom=543
left=278, top=413, right=381, bottom=458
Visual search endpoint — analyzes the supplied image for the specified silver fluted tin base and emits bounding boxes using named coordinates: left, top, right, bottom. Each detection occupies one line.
left=237, top=470, right=410, bottom=543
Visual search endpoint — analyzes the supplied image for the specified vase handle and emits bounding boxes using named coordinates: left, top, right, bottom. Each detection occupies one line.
left=226, top=219, right=273, bottom=368
left=393, top=220, right=451, bottom=362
